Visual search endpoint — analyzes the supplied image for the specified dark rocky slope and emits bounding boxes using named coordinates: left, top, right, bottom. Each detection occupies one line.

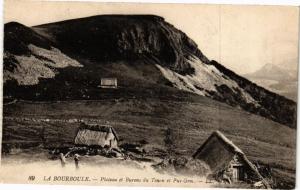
left=33, top=15, right=209, bottom=74
left=5, top=22, right=52, bottom=55
left=3, top=15, right=297, bottom=128
left=208, top=60, right=296, bottom=128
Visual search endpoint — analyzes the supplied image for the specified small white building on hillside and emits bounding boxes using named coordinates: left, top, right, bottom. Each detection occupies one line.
left=99, top=78, right=118, bottom=88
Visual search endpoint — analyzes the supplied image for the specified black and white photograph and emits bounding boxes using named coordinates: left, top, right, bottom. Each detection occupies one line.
left=1, top=1, right=298, bottom=189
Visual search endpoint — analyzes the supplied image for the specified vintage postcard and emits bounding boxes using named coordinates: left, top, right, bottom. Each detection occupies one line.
left=1, top=0, right=298, bottom=189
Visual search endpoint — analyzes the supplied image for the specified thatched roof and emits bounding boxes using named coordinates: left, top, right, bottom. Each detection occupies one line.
left=205, top=131, right=244, bottom=154
left=193, top=130, right=270, bottom=189
left=78, top=123, right=119, bottom=141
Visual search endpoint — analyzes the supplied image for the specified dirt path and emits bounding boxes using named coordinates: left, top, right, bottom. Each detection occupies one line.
left=1, top=152, right=211, bottom=188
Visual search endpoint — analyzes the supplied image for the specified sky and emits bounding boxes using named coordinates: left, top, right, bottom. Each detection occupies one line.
left=4, top=0, right=299, bottom=74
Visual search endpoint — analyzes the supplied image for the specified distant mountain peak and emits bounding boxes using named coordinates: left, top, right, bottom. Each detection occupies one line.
left=243, top=63, right=297, bottom=101
left=244, top=62, right=292, bottom=80
left=260, top=63, right=283, bottom=72
left=261, top=63, right=278, bottom=69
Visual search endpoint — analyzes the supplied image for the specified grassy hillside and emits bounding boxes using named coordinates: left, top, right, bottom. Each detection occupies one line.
left=3, top=95, right=296, bottom=188
left=4, top=16, right=297, bottom=128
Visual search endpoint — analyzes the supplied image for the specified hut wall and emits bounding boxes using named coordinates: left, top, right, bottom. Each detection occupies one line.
left=109, top=138, right=118, bottom=148
left=100, top=78, right=117, bottom=88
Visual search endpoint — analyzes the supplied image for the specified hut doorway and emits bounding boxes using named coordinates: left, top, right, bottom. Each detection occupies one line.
left=232, top=165, right=244, bottom=182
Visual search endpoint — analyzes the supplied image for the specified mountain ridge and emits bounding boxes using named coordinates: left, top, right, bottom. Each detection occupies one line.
left=3, top=15, right=297, bottom=128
